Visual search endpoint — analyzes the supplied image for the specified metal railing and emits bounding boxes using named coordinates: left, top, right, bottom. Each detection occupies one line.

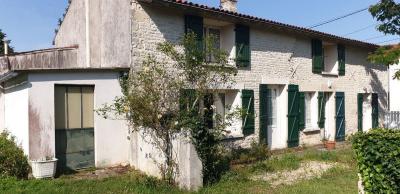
left=384, top=111, right=400, bottom=129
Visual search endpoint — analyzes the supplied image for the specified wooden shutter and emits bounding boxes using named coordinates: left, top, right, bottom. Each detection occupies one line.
left=242, top=89, right=255, bottom=135
left=298, top=92, right=305, bottom=130
left=184, top=15, right=204, bottom=51
left=312, top=39, right=323, bottom=74
left=287, top=85, right=300, bottom=148
left=179, top=89, right=199, bottom=114
left=318, top=92, right=326, bottom=128
left=259, top=85, right=269, bottom=144
left=235, top=24, right=250, bottom=67
left=372, top=93, right=379, bottom=128
left=357, top=93, right=363, bottom=132
left=204, top=93, right=214, bottom=129
left=335, top=92, right=345, bottom=141
left=338, top=44, right=346, bottom=76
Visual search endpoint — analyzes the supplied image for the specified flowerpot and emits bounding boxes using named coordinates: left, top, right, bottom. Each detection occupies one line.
left=324, top=141, right=336, bottom=150
left=31, top=158, right=58, bottom=179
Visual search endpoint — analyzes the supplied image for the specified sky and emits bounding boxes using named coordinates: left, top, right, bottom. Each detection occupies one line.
left=0, top=0, right=398, bottom=52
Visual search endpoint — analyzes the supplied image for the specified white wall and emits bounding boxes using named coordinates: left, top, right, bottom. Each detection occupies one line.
left=390, top=64, right=400, bottom=111
left=27, top=72, right=129, bottom=166
left=363, top=94, right=372, bottom=131
left=4, top=83, right=30, bottom=155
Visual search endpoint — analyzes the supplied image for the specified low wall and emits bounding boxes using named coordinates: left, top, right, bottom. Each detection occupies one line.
left=130, top=130, right=203, bottom=190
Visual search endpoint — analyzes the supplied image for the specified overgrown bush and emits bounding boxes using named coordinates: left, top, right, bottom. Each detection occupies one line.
left=352, top=129, right=400, bottom=193
left=0, top=131, right=30, bottom=179
left=229, top=142, right=270, bottom=165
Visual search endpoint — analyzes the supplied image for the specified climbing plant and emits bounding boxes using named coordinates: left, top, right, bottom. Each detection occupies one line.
left=98, top=33, right=238, bottom=185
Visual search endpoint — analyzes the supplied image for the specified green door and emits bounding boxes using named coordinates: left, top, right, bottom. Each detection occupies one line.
left=259, top=85, right=268, bottom=144
left=372, top=93, right=379, bottom=128
left=335, top=92, right=345, bottom=141
left=287, top=85, right=299, bottom=148
left=55, top=86, right=95, bottom=171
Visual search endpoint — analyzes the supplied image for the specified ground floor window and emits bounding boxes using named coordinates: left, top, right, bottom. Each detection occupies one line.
left=267, top=88, right=278, bottom=129
left=209, top=90, right=242, bottom=137
left=303, top=92, right=318, bottom=131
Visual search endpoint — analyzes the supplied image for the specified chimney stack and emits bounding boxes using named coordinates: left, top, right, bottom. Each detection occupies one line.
left=3, top=38, right=10, bottom=55
left=220, top=0, right=237, bottom=12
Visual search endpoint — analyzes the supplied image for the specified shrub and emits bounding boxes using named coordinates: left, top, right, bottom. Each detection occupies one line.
left=0, top=131, right=30, bottom=179
left=352, top=129, right=400, bottom=193
left=229, top=142, right=270, bottom=165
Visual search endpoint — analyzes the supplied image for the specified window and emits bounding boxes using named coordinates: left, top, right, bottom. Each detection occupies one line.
left=303, top=92, right=319, bottom=131
left=55, top=86, right=94, bottom=130
left=322, top=43, right=339, bottom=75
left=305, top=93, right=312, bottom=128
left=214, top=93, right=226, bottom=125
left=267, top=88, right=278, bottom=128
left=204, top=27, right=221, bottom=62
left=207, top=90, right=242, bottom=137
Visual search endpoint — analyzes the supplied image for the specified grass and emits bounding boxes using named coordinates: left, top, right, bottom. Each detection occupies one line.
left=0, top=144, right=358, bottom=194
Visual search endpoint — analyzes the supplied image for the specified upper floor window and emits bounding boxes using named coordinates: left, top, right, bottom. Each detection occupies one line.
left=204, top=27, right=221, bottom=62
left=312, top=39, right=345, bottom=76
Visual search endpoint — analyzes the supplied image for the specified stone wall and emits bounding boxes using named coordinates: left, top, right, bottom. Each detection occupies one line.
left=131, top=1, right=388, bottom=149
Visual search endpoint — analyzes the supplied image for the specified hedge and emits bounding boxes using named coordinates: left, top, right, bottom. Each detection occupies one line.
left=352, top=129, right=400, bottom=193
left=0, top=131, right=30, bottom=179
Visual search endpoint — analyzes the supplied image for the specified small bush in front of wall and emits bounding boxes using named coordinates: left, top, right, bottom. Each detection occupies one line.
left=0, top=131, right=31, bottom=179
left=351, top=128, right=400, bottom=193
left=229, top=142, right=270, bottom=165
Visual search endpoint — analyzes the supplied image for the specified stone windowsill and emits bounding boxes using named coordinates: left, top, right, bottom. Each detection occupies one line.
left=223, top=133, right=244, bottom=139
left=321, top=71, right=339, bottom=77
left=303, top=127, right=320, bottom=133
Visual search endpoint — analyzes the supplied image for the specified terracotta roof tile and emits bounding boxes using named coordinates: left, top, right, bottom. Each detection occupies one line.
left=146, top=0, right=379, bottom=49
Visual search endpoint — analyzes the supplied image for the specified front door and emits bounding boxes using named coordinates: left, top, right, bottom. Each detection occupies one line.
left=55, top=85, right=95, bottom=171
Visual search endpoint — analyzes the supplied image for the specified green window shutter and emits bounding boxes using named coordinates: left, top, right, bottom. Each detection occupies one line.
left=179, top=89, right=199, bottom=114
left=357, top=94, right=363, bottom=132
left=259, top=85, right=269, bottom=144
left=338, top=44, right=346, bottom=76
left=204, top=93, right=214, bottom=129
left=312, top=39, right=323, bottom=74
left=298, top=92, right=305, bottom=130
left=335, top=92, right=345, bottom=141
left=318, top=92, right=326, bottom=128
left=372, top=93, right=379, bottom=128
left=184, top=15, right=204, bottom=51
left=287, top=85, right=300, bottom=148
left=235, top=24, right=250, bottom=68
left=242, top=89, right=255, bottom=135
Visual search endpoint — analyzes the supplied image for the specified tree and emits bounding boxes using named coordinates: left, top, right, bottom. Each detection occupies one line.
left=0, top=29, right=14, bottom=55
left=368, top=0, right=400, bottom=78
left=98, top=33, right=239, bottom=184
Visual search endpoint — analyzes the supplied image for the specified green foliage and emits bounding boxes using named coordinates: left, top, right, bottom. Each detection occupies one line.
left=0, top=131, right=30, bottom=179
left=0, top=29, right=14, bottom=55
left=352, top=129, right=400, bottom=193
left=369, top=0, right=400, bottom=36
left=368, top=0, right=400, bottom=75
left=368, top=44, right=400, bottom=69
left=98, top=33, right=238, bottom=184
left=229, top=142, right=270, bottom=165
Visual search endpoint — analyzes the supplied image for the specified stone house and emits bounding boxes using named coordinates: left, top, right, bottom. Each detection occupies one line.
left=0, top=0, right=388, bottom=189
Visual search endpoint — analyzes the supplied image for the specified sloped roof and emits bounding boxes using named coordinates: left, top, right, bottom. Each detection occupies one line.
left=141, top=0, right=379, bottom=49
